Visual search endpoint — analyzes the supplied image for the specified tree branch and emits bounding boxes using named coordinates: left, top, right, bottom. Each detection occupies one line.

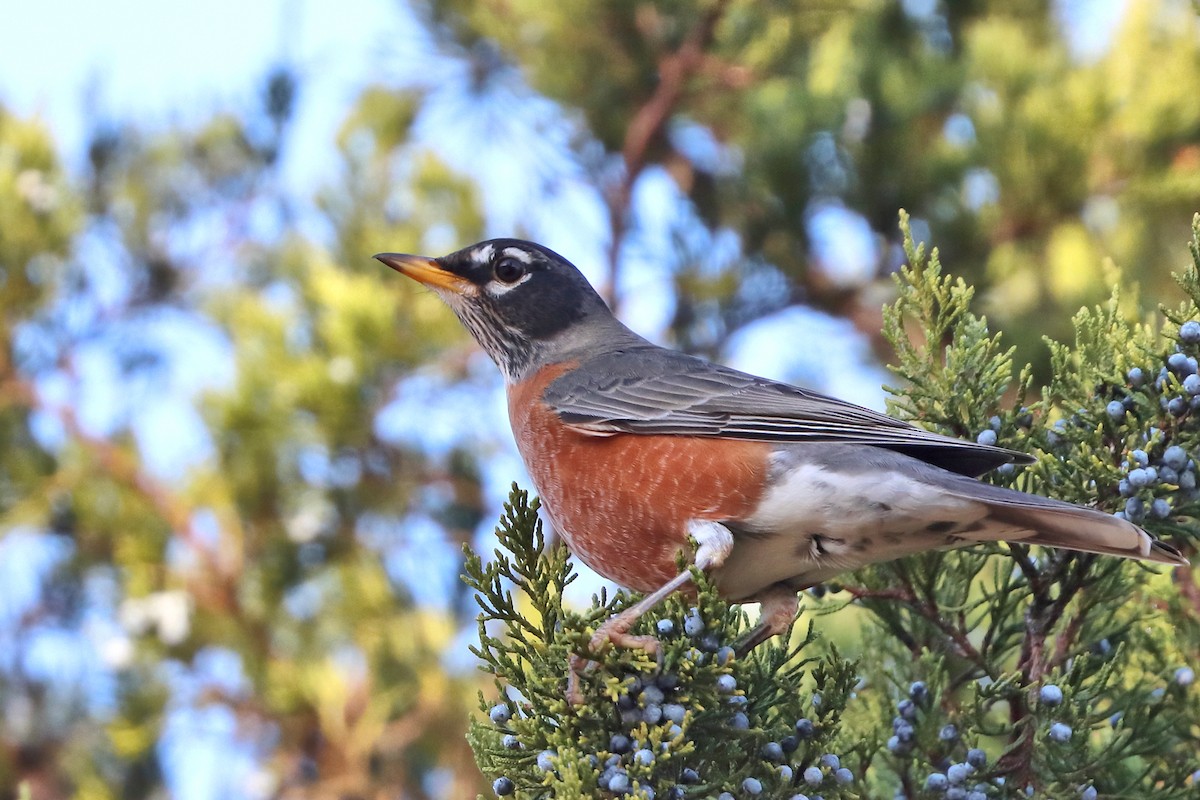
left=605, top=0, right=732, bottom=311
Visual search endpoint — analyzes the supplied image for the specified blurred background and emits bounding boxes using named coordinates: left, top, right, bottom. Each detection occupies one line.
left=1, top=0, right=1199, bottom=798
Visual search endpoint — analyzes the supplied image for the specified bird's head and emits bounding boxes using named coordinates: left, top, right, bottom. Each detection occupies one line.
left=376, top=239, right=633, bottom=381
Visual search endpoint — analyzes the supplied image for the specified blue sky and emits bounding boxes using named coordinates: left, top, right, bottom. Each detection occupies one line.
left=1, top=0, right=406, bottom=191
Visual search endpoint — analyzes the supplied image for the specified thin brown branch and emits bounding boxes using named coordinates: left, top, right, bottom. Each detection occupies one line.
left=605, top=0, right=732, bottom=311
left=7, top=369, right=242, bottom=614
left=1050, top=609, right=1086, bottom=669
left=68, top=416, right=243, bottom=612
left=844, top=579, right=990, bottom=672
left=1003, top=552, right=1093, bottom=782
left=918, top=598, right=988, bottom=669
left=1173, top=552, right=1200, bottom=616
left=839, top=584, right=915, bottom=603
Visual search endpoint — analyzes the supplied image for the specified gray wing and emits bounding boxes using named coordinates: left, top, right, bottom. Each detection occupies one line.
left=544, top=346, right=1033, bottom=477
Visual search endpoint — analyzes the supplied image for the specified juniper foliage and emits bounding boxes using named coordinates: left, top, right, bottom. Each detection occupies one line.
left=464, top=488, right=860, bottom=799
left=465, top=215, right=1200, bottom=799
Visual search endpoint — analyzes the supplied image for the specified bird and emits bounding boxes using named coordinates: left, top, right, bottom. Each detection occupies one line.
left=376, top=239, right=1188, bottom=701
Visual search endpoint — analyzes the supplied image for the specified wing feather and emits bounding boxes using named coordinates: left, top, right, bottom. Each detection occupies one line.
left=545, top=347, right=1032, bottom=477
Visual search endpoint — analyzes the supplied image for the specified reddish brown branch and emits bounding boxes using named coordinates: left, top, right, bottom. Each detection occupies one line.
left=5, top=371, right=240, bottom=613
left=1002, top=553, right=1092, bottom=783
left=839, top=584, right=915, bottom=603
left=918, top=599, right=988, bottom=669
left=1050, top=609, right=1086, bottom=669
left=605, top=0, right=732, bottom=310
left=1173, top=552, right=1200, bottom=616
left=842, top=581, right=989, bottom=671
left=65, top=411, right=241, bottom=612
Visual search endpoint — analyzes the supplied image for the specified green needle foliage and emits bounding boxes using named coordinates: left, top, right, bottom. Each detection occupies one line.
left=465, top=488, right=859, bottom=799
left=465, top=215, right=1200, bottom=799
left=848, top=212, right=1200, bottom=798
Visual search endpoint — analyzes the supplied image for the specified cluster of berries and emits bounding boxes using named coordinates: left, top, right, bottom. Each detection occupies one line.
left=884, top=680, right=1102, bottom=799
left=486, top=608, right=721, bottom=797
left=1101, top=321, right=1200, bottom=523
left=884, top=682, right=996, bottom=799
left=1154, top=320, right=1200, bottom=415
left=1112, top=320, right=1200, bottom=419
left=488, top=604, right=862, bottom=798
left=1113, top=442, right=1196, bottom=524
left=600, top=665, right=700, bottom=799
left=488, top=670, right=698, bottom=798
left=704, top=718, right=854, bottom=800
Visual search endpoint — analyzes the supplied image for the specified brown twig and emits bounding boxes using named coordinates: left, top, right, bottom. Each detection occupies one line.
left=843, top=578, right=990, bottom=672
left=916, top=598, right=988, bottom=670
left=1173, top=549, right=1200, bottom=616
left=1050, top=608, right=1087, bottom=669
left=4, top=368, right=242, bottom=613
left=839, top=584, right=915, bottom=603
left=604, top=0, right=732, bottom=311
left=1001, top=552, right=1093, bottom=783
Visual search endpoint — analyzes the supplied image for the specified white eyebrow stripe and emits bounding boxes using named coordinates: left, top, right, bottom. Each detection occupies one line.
left=473, top=244, right=495, bottom=264
left=501, top=247, right=534, bottom=264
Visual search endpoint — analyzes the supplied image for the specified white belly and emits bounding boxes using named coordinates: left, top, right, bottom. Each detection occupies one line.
left=713, top=461, right=996, bottom=600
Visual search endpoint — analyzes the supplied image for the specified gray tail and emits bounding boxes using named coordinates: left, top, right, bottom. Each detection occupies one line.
left=942, top=476, right=1189, bottom=567
left=984, top=502, right=1188, bottom=566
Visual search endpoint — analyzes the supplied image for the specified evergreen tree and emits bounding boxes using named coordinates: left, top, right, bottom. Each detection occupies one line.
left=464, top=215, right=1200, bottom=799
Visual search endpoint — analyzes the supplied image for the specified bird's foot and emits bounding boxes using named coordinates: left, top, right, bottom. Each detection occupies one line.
left=733, top=583, right=799, bottom=656
left=732, top=626, right=774, bottom=657
left=565, top=522, right=734, bottom=704
left=565, top=652, right=591, bottom=706
left=567, top=613, right=665, bottom=705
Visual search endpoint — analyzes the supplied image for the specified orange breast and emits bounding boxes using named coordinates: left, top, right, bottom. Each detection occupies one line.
left=507, top=363, right=771, bottom=592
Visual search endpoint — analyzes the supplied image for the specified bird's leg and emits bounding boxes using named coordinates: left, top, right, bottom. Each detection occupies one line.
left=567, top=520, right=734, bottom=705
left=734, top=583, right=799, bottom=655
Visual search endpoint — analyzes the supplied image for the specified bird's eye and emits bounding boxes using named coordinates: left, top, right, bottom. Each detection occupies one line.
left=493, top=257, right=526, bottom=284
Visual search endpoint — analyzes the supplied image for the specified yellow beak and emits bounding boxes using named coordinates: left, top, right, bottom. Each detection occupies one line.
left=374, top=253, right=472, bottom=294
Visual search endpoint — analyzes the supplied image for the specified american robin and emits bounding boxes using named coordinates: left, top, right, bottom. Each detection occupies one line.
left=376, top=239, right=1187, bottom=700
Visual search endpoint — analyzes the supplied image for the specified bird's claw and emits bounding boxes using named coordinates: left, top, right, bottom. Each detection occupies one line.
left=565, top=622, right=664, bottom=705
left=563, top=566, right=701, bottom=704
left=566, top=653, right=590, bottom=706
